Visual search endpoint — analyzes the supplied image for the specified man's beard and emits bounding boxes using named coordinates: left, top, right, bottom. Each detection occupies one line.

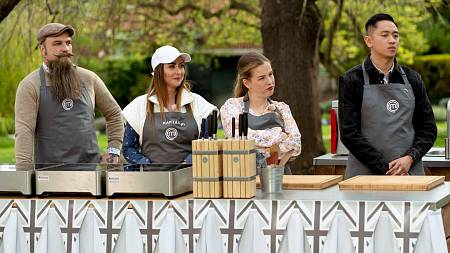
left=48, top=53, right=81, bottom=103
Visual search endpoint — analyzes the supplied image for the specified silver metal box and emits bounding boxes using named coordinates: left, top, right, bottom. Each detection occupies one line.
left=0, top=164, right=35, bottom=195
left=106, top=164, right=193, bottom=197
left=35, top=164, right=105, bottom=196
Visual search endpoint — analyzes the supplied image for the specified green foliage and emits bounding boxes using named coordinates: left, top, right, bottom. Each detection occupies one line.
left=412, top=54, right=450, bottom=103
left=0, top=117, right=14, bottom=136
left=318, top=0, right=434, bottom=74
left=433, top=105, right=449, bottom=122
left=78, top=55, right=151, bottom=108
left=0, top=0, right=448, bottom=116
left=418, top=0, right=450, bottom=54
left=0, top=3, right=42, bottom=117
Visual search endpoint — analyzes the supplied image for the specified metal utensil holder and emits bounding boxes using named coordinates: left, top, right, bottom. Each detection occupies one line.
left=260, top=165, right=283, bottom=193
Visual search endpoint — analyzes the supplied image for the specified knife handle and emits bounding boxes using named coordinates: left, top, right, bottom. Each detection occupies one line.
left=200, top=118, right=206, bottom=139
left=238, top=113, right=243, bottom=138
left=231, top=117, right=235, bottom=138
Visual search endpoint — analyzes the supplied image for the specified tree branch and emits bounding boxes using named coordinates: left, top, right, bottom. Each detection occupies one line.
left=0, top=0, right=21, bottom=23
left=138, top=0, right=259, bottom=19
left=319, top=0, right=344, bottom=79
left=45, top=0, right=59, bottom=22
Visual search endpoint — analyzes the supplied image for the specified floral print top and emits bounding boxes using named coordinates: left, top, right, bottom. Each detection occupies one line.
left=220, top=97, right=301, bottom=157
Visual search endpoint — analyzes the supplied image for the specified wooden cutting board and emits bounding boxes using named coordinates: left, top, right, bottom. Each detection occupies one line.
left=339, top=175, right=445, bottom=191
left=256, top=175, right=343, bottom=190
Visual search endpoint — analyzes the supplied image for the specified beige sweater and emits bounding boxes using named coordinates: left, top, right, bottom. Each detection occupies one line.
left=14, top=65, right=124, bottom=164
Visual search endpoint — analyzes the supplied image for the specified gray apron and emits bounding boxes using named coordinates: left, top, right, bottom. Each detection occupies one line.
left=35, top=66, right=100, bottom=164
left=242, top=94, right=292, bottom=174
left=141, top=107, right=198, bottom=163
left=345, top=61, right=424, bottom=179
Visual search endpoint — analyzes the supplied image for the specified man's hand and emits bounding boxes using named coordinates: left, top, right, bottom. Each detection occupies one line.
left=100, top=153, right=119, bottom=164
left=386, top=155, right=414, bottom=175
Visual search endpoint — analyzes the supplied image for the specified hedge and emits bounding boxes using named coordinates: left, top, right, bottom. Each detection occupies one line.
left=411, top=54, right=450, bottom=103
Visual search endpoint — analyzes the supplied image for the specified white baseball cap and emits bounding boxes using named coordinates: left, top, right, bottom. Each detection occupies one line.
left=151, top=45, right=191, bottom=74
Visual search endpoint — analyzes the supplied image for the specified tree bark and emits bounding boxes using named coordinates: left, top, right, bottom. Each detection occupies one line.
left=260, top=0, right=326, bottom=174
left=0, top=0, right=20, bottom=23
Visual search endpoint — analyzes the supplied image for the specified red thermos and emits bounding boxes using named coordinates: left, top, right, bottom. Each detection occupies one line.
left=330, top=100, right=349, bottom=155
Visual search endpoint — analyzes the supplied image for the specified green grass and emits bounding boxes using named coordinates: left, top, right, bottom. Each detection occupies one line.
left=435, top=121, right=447, bottom=147
left=0, top=121, right=446, bottom=163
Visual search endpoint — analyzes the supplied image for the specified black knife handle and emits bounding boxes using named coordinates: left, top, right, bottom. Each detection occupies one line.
left=231, top=117, right=235, bottom=138
left=200, top=118, right=206, bottom=139
left=207, top=114, right=213, bottom=138
left=243, top=112, right=248, bottom=137
left=239, top=113, right=243, bottom=138
left=212, top=110, right=218, bottom=136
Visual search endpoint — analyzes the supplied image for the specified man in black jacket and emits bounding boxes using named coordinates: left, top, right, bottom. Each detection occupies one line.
left=338, top=13, right=437, bottom=178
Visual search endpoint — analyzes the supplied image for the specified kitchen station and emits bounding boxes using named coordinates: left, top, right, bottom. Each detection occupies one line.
left=317, top=100, right=450, bottom=180
left=0, top=103, right=448, bottom=253
left=0, top=159, right=449, bottom=253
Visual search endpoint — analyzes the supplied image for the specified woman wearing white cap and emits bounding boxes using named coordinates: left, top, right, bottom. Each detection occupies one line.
left=122, top=45, right=216, bottom=164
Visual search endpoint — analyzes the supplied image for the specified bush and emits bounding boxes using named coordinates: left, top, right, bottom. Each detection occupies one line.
left=78, top=56, right=151, bottom=109
left=0, top=117, right=14, bottom=136
left=432, top=105, right=447, bottom=122
left=411, top=54, right=450, bottom=103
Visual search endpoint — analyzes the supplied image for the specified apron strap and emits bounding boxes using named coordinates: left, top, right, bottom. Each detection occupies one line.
left=363, top=58, right=410, bottom=87
left=398, top=66, right=411, bottom=86
left=39, top=66, right=46, bottom=87
left=243, top=93, right=250, bottom=113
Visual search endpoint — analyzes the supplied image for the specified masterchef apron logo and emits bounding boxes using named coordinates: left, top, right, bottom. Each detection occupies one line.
left=386, top=99, right=399, bottom=113
left=62, top=98, right=74, bottom=111
left=165, top=127, right=178, bottom=140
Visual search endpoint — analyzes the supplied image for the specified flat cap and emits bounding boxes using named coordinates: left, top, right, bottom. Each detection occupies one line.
left=37, top=23, right=75, bottom=44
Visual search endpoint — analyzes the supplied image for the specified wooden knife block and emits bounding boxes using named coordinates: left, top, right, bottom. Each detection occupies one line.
left=222, top=139, right=256, bottom=198
left=192, top=139, right=256, bottom=199
left=192, top=139, right=223, bottom=198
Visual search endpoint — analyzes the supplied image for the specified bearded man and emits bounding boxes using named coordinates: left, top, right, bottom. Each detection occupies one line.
left=14, top=23, right=124, bottom=164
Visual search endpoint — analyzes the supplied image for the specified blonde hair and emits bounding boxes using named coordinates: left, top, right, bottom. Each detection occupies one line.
left=233, top=52, right=271, bottom=97
left=147, top=64, right=192, bottom=120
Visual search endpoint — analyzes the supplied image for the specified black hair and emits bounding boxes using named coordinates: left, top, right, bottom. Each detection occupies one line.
left=365, top=13, right=397, bottom=34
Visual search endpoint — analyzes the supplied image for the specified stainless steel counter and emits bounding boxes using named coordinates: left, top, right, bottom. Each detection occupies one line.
left=256, top=182, right=450, bottom=210
left=313, top=153, right=450, bottom=167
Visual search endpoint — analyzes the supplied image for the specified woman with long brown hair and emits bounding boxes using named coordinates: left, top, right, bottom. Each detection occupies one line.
left=122, top=45, right=216, bottom=164
left=220, top=52, right=301, bottom=174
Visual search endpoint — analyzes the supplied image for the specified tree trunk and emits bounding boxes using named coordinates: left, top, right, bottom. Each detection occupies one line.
left=0, top=0, right=20, bottom=23
left=260, top=0, right=325, bottom=174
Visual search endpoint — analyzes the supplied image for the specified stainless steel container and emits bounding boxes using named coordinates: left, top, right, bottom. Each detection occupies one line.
left=0, top=164, right=36, bottom=195
left=105, top=164, right=192, bottom=197
left=260, top=165, right=283, bottom=193
left=35, top=164, right=105, bottom=196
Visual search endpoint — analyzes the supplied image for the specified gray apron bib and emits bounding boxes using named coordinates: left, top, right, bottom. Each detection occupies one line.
left=345, top=61, right=424, bottom=179
left=243, top=94, right=284, bottom=130
left=141, top=106, right=198, bottom=163
left=35, top=66, right=100, bottom=164
left=243, top=94, right=292, bottom=174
